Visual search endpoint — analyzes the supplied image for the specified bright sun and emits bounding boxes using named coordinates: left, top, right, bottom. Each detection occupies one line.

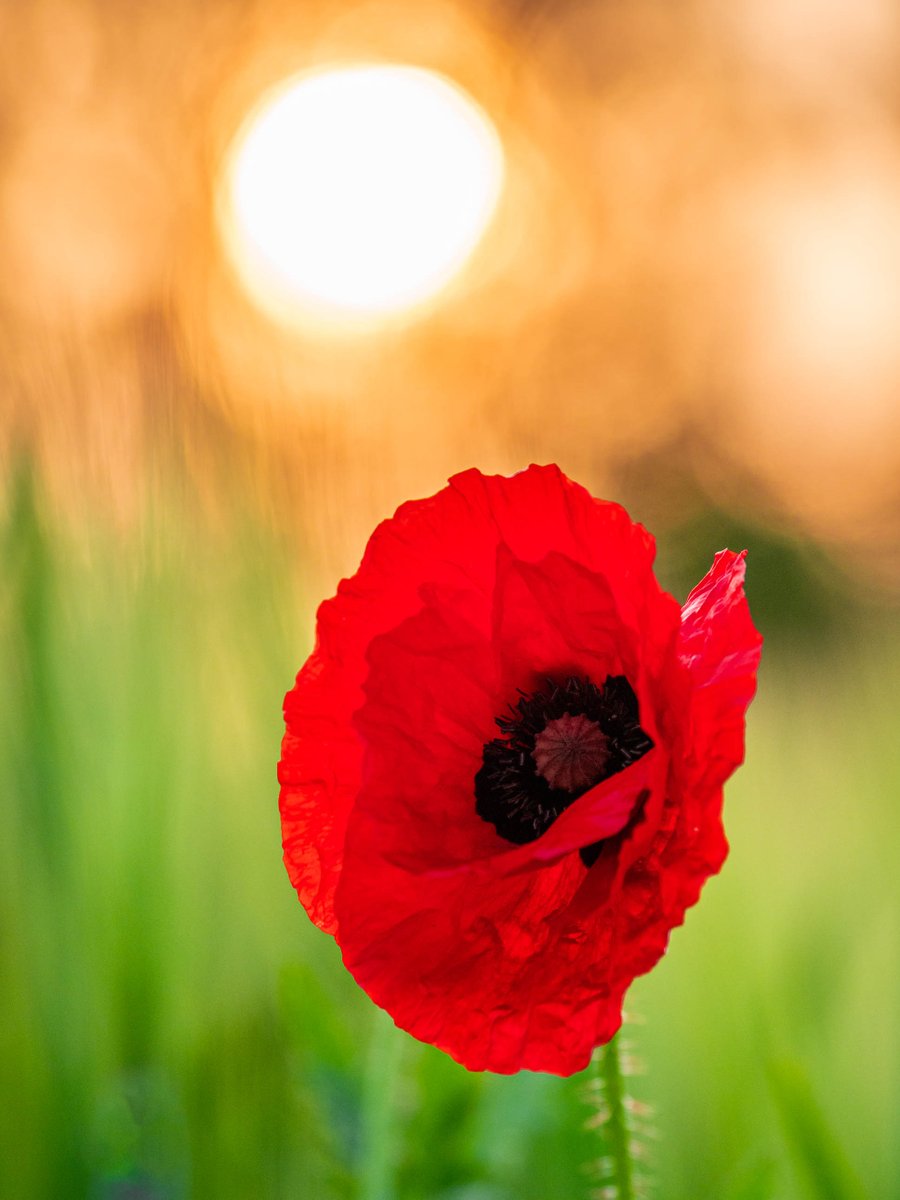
left=221, top=64, right=505, bottom=328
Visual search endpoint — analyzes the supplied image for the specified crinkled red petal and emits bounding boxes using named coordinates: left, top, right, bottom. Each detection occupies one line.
left=599, top=549, right=763, bottom=984
left=279, top=465, right=669, bottom=932
left=279, top=468, right=762, bottom=1074
left=333, top=554, right=676, bottom=1073
left=649, top=549, right=763, bottom=920
left=678, top=550, right=763, bottom=798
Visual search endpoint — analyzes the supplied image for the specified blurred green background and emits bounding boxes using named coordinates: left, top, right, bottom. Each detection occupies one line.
left=3, top=439, right=897, bottom=1200
left=3, top=1, right=900, bottom=1198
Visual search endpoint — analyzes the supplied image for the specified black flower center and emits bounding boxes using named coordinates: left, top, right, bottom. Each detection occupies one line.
left=474, top=675, right=653, bottom=867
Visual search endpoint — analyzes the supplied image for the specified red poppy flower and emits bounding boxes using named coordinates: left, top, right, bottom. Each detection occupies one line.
left=279, top=465, right=761, bottom=1075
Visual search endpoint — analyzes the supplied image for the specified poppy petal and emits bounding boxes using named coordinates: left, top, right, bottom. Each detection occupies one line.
left=279, top=469, right=762, bottom=1073
left=678, top=549, right=763, bottom=796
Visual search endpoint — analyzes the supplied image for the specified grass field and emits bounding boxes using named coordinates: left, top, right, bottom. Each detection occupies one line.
left=3, top=455, right=898, bottom=1200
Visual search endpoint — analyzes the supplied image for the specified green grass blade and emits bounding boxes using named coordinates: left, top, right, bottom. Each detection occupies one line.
left=768, top=1058, right=867, bottom=1200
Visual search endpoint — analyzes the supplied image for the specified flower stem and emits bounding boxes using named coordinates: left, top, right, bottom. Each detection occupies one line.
left=597, top=1033, right=636, bottom=1200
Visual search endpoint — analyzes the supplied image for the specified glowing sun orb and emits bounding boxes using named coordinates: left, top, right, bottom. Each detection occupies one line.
left=221, top=64, right=505, bottom=328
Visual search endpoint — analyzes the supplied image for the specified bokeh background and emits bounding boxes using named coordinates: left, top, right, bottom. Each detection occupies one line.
left=2, top=0, right=899, bottom=1197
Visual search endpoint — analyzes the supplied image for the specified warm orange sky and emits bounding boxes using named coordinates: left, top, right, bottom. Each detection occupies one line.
left=1, top=0, right=899, bottom=592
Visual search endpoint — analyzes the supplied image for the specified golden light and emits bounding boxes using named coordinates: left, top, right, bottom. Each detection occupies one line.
left=220, top=64, right=505, bottom=329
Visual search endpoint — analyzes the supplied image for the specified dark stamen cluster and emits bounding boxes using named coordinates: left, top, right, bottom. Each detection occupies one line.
left=474, top=675, right=653, bottom=866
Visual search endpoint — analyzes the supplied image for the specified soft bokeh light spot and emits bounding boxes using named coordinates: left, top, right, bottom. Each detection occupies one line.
left=221, top=64, right=505, bottom=328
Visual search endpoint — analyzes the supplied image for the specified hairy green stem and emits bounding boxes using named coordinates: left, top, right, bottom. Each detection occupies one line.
left=597, top=1033, right=636, bottom=1200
